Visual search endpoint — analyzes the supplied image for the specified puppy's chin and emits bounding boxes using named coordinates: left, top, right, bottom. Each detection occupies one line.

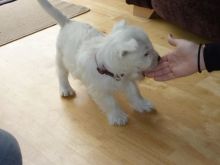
left=129, top=72, right=145, bottom=81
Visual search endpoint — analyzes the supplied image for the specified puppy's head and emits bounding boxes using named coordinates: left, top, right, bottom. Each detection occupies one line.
left=98, top=20, right=160, bottom=80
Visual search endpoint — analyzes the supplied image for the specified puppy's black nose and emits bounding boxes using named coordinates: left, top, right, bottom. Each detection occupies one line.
left=157, top=56, right=161, bottom=62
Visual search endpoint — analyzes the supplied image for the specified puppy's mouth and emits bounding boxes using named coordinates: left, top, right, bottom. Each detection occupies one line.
left=140, top=71, right=146, bottom=77
left=137, top=66, right=157, bottom=78
left=137, top=69, right=148, bottom=79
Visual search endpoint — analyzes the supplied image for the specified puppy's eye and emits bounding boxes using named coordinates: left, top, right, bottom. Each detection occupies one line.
left=144, top=53, right=149, bottom=57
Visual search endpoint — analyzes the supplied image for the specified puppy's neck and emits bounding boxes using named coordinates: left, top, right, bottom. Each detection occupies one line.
left=95, top=53, right=125, bottom=81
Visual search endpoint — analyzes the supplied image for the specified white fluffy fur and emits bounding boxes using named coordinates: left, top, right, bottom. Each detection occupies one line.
left=38, top=0, right=160, bottom=125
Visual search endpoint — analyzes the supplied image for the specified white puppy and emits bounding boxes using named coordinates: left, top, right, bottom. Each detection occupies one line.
left=38, top=0, right=160, bottom=125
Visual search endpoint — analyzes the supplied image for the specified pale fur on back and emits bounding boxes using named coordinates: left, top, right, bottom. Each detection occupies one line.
left=38, top=0, right=160, bottom=125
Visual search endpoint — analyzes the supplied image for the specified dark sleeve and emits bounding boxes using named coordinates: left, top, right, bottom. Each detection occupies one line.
left=203, top=43, right=220, bottom=72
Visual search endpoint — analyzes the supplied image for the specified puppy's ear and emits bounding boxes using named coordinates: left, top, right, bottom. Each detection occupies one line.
left=119, top=39, right=138, bottom=58
left=112, top=20, right=127, bottom=32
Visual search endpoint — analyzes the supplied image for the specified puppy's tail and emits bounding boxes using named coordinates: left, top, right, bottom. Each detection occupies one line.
left=37, top=0, right=69, bottom=27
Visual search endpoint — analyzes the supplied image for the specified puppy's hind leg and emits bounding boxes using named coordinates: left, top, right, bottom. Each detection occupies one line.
left=56, top=53, right=75, bottom=97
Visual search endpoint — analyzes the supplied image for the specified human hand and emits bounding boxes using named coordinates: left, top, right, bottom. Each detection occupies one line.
left=146, top=34, right=206, bottom=81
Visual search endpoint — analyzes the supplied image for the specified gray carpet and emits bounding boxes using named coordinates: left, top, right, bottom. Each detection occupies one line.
left=0, top=0, right=90, bottom=46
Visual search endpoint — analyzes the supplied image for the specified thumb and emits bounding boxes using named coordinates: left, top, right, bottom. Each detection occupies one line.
left=168, top=34, right=178, bottom=47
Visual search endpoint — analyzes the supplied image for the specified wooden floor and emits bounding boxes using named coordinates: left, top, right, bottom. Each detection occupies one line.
left=1, top=0, right=220, bottom=164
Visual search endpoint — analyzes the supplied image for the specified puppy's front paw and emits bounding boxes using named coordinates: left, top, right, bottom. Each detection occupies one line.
left=108, top=111, right=128, bottom=126
left=133, top=99, right=154, bottom=113
left=60, top=86, right=76, bottom=97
